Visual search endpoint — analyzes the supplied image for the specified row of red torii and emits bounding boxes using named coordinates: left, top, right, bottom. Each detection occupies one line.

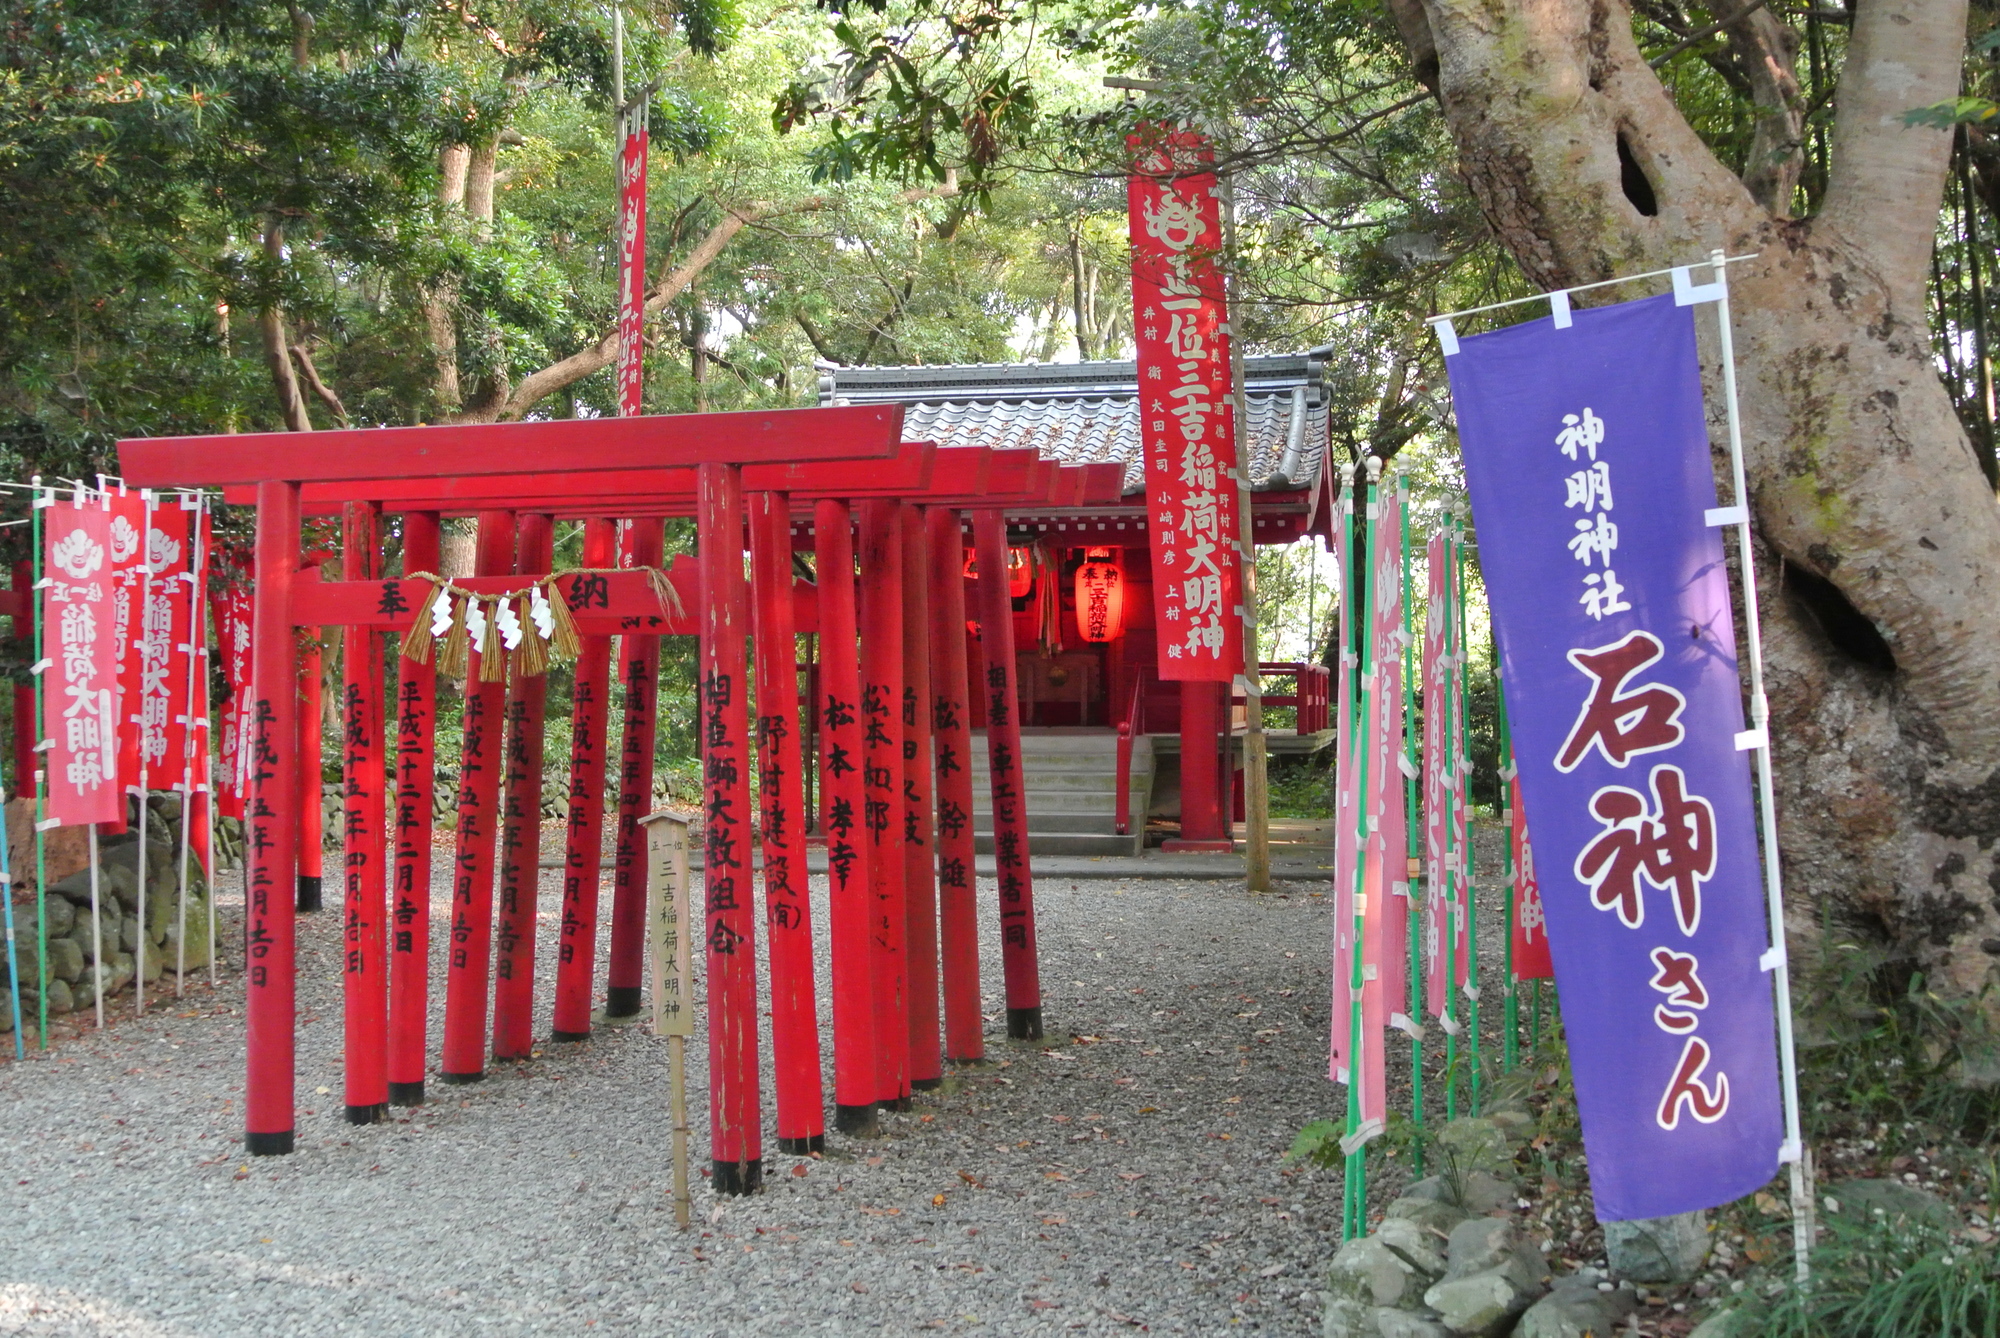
left=119, top=403, right=1130, bottom=1192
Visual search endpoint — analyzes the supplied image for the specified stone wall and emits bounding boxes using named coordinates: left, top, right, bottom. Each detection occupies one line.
left=0, top=792, right=212, bottom=1032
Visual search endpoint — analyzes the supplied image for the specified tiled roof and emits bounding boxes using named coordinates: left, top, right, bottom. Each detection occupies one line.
left=818, top=354, right=1331, bottom=495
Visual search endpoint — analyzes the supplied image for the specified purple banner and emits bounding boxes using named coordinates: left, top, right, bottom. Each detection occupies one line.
left=1448, top=292, right=1781, bottom=1222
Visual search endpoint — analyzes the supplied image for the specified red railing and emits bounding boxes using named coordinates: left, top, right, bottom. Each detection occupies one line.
left=1251, top=662, right=1331, bottom=734
left=1115, top=676, right=1146, bottom=836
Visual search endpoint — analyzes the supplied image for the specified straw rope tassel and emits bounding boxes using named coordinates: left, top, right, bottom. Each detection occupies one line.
left=435, top=591, right=472, bottom=681
left=400, top=578, right=446, bottom=665
left=477, top=595, right=507, bottom=684
left=544, top=576, right=583, bottom=662
left=513, top=592, right=549, bottom=678
left=644, top=566, right=685, bottom=621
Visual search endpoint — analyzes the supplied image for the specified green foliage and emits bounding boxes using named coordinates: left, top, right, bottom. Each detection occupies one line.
left=1264, top=755, right=1329, bottom=819
left=1723, top=1204, right=2000, bottom=1338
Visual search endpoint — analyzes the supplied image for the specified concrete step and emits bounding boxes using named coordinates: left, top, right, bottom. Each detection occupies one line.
left=974, top=830, right=1144, bottom=857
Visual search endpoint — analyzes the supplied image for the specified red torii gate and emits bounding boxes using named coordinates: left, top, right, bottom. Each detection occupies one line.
left=120, top=407, right=1105, bottom=1190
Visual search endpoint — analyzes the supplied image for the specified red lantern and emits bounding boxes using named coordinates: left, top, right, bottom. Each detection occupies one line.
left=1007, top=546, right=1034, bottom=597
left=1073, top=547, right=1124, bottom=643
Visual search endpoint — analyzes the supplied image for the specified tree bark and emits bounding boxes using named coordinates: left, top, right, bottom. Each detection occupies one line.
left=424, top=142, right=472, bottom=413
left=259, top=219, right=312, bottom=432
left=1406, top=1, right=2000, bottom=1023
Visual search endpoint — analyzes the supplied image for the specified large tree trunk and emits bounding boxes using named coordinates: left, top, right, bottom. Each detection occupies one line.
left=1403, top=2, right=2000, bottom=1031
left=259, top=219, right=312, bottom=432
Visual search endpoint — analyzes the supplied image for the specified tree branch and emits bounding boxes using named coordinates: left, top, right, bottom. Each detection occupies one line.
left=1822, top=1, right=1968, bottom=304
left=289, top=344, right=350, bottom=428
left=258, top=220, right=312, bottom=432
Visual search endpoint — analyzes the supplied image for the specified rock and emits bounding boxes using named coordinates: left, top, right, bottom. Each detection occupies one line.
left=120, top=914, right=140, bottom=954
left=1488, top=1109, right=1535, bottom=1145
left=139, top=938, right=162, bottom=984
left=148, top=791, right=182, bottom=823
left=102, top=862, right=140, bottom=908
left=145, top=887, right=173, bottom=945
left=1436, top=1119, right=1513, bottom=1176
left=1458, top=1171, right=1517, bottom=1215
left=162, top=903, right=211, bottom=973
left=1323, top=1297, right=1377, bottom=1338
left=6, top=798, right=89, bottom=886
left=1422, top=1271, right=1532, bottom=1337
left=1403, top=1176, right=1457, bottom=1204
left=1373, top=1308, right=1452, bottom=1338
left=1514, top=1275, right=1638, bottom=1338
left=1686, top=1306, right=1757, bottom=1338
left=1376, top=1216, right=1449, bottom=1279
left=104, top=950, right=135, bottom=994
left=45, top=935, right=82, bottom=983
left=1828, top=1179, right=1957, bottom=1233
left=1442, top=1217, right=1549, bottom=1291
left=1604, top=1210, right=1710, bottom=1283
left=1328, top=1231, right=1443, bottom=1309
left=1384, top=1195, right=1469, bottom=1239
left=43, top=977, right=72, bottom=1015
left=41, top=893, right=74, bottom=936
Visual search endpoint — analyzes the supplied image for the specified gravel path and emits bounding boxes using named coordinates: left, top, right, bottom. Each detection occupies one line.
left=0, top=858, right=1355, bottom=1336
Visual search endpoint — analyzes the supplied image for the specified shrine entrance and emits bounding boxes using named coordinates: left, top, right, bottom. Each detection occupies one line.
left=119, top=406, right=1123, bottom=1191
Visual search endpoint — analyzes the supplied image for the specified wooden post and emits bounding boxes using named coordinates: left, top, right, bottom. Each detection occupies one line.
left=926, top=508, right=982, bottom=1063
left=900, top=502, right=942, bottom=1090
left=340, top=500, right=389, bottom=1124
left=492, top=512, right=554, bottom=1060
left=640, top=809, right=695, bottom=1230
left=858, top=499, right=909, bottom=1106
left=439, top=510, right=516, bottom=1084
left=389, top=511, right=440, bottom=1106
left=813, top=500, right=878, bottom=1136
left=246, top=479, right=301, bottom=1155
left=297, top=637, right=324, bottom=911
left=971, top=508, right=1042, bottom=1041
left=698, top=462, right=761, bottom=1193
left=749, top=491, right=824, bottom=1152
left=551, top=519, right=617, bottom=1041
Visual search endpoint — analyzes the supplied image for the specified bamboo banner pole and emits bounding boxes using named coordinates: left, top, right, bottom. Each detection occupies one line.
left=200, top=501, right=219, bottom=989
left=31, top=481, right=47, bottom=1047
left=1440, top=518, right=1458, bottom=1123
left=1456, top=511, right=1481, bottom=1115
left=86, top=825, right=103, bottom=1027
left=1498, top=664, right=1517, bottom=1074
left=388, top=511, right=440, bottom=1105
left=174, top=491, right=206, bottom=997
left=1332, top=470, right=1355, bottom=1234
left=135, top=488, right=155, bottom=1013
left=1, top=779, right=19, bottom=1056
left=1219, top=177, right=1270, bottom=892
left=1709, top=247, right=1814, bottom=1284
left=1397, top=478, right=1423, bottom=1176
left=1342, top=458, right=1381, bottom=1241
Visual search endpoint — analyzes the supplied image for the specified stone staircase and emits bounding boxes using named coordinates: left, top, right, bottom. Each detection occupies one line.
left=968, top=728, right=1156, bottom=858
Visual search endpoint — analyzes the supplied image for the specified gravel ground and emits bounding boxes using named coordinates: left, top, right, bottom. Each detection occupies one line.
left=0, top=852, right=1362, bottom=1337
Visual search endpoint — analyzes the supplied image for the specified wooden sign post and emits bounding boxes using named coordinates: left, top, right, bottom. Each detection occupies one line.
left=641, top=808, right=696, bottom=1229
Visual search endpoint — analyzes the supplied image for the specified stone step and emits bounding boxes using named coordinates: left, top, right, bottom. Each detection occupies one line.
left=974, top=830, right=1144, bottom=857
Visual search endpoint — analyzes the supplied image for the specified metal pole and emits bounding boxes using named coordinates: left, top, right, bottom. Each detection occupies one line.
left=1457, top=513, right=1480, bottom=1115
left=175, top=493, right=205, bottom=998
left=1497, top=662, right=1516, bottom=1073
left=1398, top=478, right=1422, bottom=1176
left=1709, top=247, right=1812, bottom=1284
left=1342, top=458, right=1380, bottom=1240
left=31, top=481, right=48, bottom=1048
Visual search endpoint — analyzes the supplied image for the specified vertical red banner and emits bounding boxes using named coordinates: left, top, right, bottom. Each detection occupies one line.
left=389, top=512, right=440, bottom=1105
left=137, top=501, right=193, bottom=792
left=1127, top=126, right=1242, bottom=681
left=212, top=565, right=254, bottom=820
left=341, top=501, right=388, bottom=1123
left=107, top=491, right=145, bottom=820
left=814, top=501, right=878, bottom=1134
left=615, top=114, right=648, bottom=419
left=698, top=463, right=761, bottom=1192
left=43, top=499, right=120, bottom=826
left=1509, top=771, right=1554, bottom=980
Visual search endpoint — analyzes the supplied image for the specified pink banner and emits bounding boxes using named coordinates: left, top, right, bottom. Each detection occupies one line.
left=1127, top=125, right=1242, bottom=681
left=1422, top=532, right=1453, bottom=1015
left=135, top=500, right=193, bottom=793
left=615, top=117, right=648, bottom=418
left=43, top=499, right=120, bottom=825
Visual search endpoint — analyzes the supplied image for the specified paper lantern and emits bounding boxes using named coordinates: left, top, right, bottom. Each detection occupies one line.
left=1073, top=548, right=1124, bottom=643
